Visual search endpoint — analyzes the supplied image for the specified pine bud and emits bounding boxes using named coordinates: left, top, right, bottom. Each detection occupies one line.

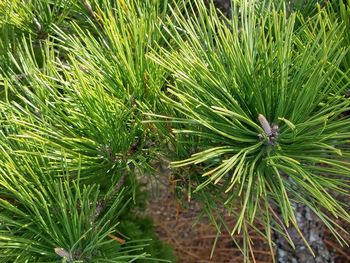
left=258, top=114, right=272, bottom=135
left=33, top=17, right=42, bottom=32
left=54, top=248, right=72, bottom=262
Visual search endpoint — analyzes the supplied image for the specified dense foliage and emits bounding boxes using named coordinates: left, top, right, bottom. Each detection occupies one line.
left=0, top=0, right=349, bottom=262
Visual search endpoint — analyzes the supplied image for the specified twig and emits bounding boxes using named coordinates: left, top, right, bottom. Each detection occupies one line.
left=324, top=239, right=350, bottom=261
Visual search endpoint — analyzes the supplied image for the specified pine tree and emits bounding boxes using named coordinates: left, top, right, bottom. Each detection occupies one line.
left=1, top=0, right=350, bottom=262
left=0, top=0, right=178, bottom=262
left=149, top=0, right=350, bottom=262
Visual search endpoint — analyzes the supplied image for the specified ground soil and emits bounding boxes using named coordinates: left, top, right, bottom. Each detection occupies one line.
left=144, top=167, right=350, bottom=263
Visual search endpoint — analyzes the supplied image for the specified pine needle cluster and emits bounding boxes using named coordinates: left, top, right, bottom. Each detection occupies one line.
left=0, top=0, right=349, bottom=262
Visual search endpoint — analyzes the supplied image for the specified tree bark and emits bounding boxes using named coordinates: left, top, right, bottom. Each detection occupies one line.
left=205, top=0, right=231, bottom=17
left=274, top=203, right=334, bottom=263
